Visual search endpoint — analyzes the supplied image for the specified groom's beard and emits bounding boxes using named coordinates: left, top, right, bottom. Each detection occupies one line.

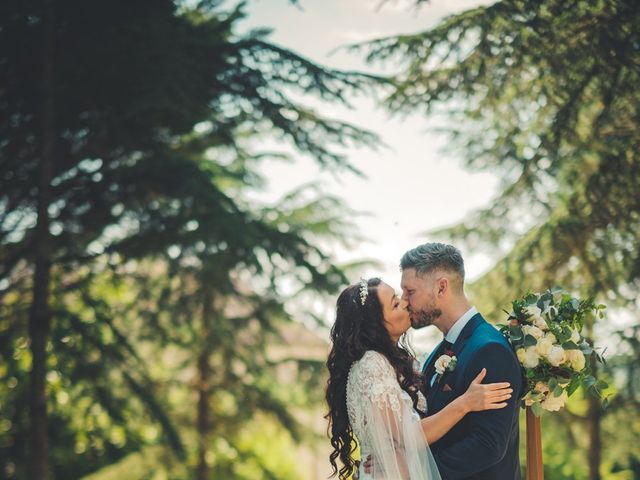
left=410, top=308, right=442, bottom=329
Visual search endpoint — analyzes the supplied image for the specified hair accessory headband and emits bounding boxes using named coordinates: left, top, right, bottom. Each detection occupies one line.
left=359, top=278, right=368, bottom=305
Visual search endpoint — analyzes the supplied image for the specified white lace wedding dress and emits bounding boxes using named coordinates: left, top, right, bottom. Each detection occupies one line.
left=346, top=351, right=442, bottom=480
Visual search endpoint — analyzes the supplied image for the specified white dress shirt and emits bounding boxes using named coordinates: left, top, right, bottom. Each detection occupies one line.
left=444, top=306, right=478, bottom=344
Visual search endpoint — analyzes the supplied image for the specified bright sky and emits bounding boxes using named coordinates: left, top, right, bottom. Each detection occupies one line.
left=240, top=0, right=498, bottom=352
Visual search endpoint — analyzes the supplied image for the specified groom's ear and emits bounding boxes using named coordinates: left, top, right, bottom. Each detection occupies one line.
left=436, top=277, right=449, bottom=296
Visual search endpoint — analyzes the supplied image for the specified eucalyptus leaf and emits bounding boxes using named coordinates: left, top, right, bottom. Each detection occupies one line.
left=556, top=327, right=572, bottom=343
left=583, top=376, right=597, bottom=388
left=567, top=379, right=580, bottom=396
left=531, top=402, right=543, bottom=417
left=509, top=325, right=524, bottom=341
left=580, top=343, right=594, bottom=355
left=595, top=380, right=609, bottom=391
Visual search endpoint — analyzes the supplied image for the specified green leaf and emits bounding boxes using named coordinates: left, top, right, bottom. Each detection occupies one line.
left=595, top=380, right=608, bottom=391
left=509, top=325, right=524, bottom=341
left=567, top=378, right=580, bottom=396
left=556, top=327, right=572, bottom=343
left=583, top=376, right=597, bottom=388
left=531, top=402, right=543, bottom=417
left=589, top=385, right=603, bottom=398
left=580, top=343, right=594, bottom=355
left=562, top=341, right=579, bottom=350
left=540, top=291, right=552, bottom=303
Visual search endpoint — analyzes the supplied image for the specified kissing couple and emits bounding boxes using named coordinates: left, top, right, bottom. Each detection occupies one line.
left=326, top=243, right=523, bottom=480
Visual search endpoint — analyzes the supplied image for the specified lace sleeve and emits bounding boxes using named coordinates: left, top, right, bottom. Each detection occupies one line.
left=347, top=351, right=441, bottom=480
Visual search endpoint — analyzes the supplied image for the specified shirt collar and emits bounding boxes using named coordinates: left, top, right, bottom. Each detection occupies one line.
left=444, top=306, right=478, bottom=344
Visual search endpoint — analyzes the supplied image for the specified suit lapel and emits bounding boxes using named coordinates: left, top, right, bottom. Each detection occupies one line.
left=422, top=341, right=444, bottom=404
left=428, top=313, right=486, bottom=407
left=451, top=313, right=485, bottom=357
left=422, top=340, right=444, bottom=375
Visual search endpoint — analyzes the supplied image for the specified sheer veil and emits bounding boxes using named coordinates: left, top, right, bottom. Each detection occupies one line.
left=347, top=351, right=441, bottom=480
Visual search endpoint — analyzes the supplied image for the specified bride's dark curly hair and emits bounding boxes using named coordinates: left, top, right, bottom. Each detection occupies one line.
left=325, top=277, right=426, bottom=479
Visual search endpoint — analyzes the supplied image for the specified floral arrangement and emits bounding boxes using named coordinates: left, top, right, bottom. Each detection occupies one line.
left=499, top=288, right=608, bottom=416
left=434, top=352, right=457, bottom=379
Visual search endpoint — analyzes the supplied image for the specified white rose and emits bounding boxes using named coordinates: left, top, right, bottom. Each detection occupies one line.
left=566, top=349, right=586, bottom=371
left=434, top=355, right=455, bottom=375
left=524, top=305, right=542, bottom=319
left=540, top=390, right=568, bottom=412
left=533, top=316, right=549, bottom=331
left=523, top=325, right=544, bottom=340
left=535, top=337, right=554, bottom=357
left=570, top=329, right=581, bottom=344
left=516, top=347, right=540, bottom=368
left=534, top=381, right=550, bottom=394
left=547, top=345, right=567, bottom=367
left=522, top=392, right=535, bottom=406
left=544, top=332, right=557, bottom=343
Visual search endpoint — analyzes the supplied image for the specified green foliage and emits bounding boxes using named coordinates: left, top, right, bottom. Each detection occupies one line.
left=364, top=0, right=640, bottom=477
left=361, top=0, right=640, bottom=310
left=0, top=0, right=375, bottom=477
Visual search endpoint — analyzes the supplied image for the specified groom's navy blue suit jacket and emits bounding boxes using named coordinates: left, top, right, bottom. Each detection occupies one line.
left=422, top=313, right=523, bottom=480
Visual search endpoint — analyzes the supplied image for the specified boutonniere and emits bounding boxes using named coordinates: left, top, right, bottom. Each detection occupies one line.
left=434, top=350, right=457, bottom=381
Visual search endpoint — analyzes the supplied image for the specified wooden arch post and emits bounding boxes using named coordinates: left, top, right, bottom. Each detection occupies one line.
left=526, top=407, right=544, bottom=480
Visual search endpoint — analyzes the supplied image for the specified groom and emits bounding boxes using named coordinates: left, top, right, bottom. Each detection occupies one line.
left=401, top=242, right=523, bottom=479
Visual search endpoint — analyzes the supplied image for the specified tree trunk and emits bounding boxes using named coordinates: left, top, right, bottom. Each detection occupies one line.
left=196, top=349, right=212, bottom=480
left=29, top=1, right=55, bottom=479
left=587, top=360, right=602, bottom=480
left=196, top=288, right=214, bottom=480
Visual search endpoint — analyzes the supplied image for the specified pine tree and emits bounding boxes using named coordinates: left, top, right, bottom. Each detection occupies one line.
left=363, top=1, right=640, bottom=477
left=0, top=1, right=377, bottom=477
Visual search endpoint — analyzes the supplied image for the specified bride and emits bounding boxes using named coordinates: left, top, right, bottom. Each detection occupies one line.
left=326, top=278, right=512, bottom=480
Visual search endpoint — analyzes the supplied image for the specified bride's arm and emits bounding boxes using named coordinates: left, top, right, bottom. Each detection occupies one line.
left=372, top=400, right=411, bottom=478
left=419, top=368, right=512, bottom=444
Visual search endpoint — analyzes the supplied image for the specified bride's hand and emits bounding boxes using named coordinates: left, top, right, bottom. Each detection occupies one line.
left=462, top=368, right=512, bottom=413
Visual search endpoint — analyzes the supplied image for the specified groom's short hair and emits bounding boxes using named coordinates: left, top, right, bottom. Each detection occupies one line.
left=400, top=242, right=465, bottom=287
